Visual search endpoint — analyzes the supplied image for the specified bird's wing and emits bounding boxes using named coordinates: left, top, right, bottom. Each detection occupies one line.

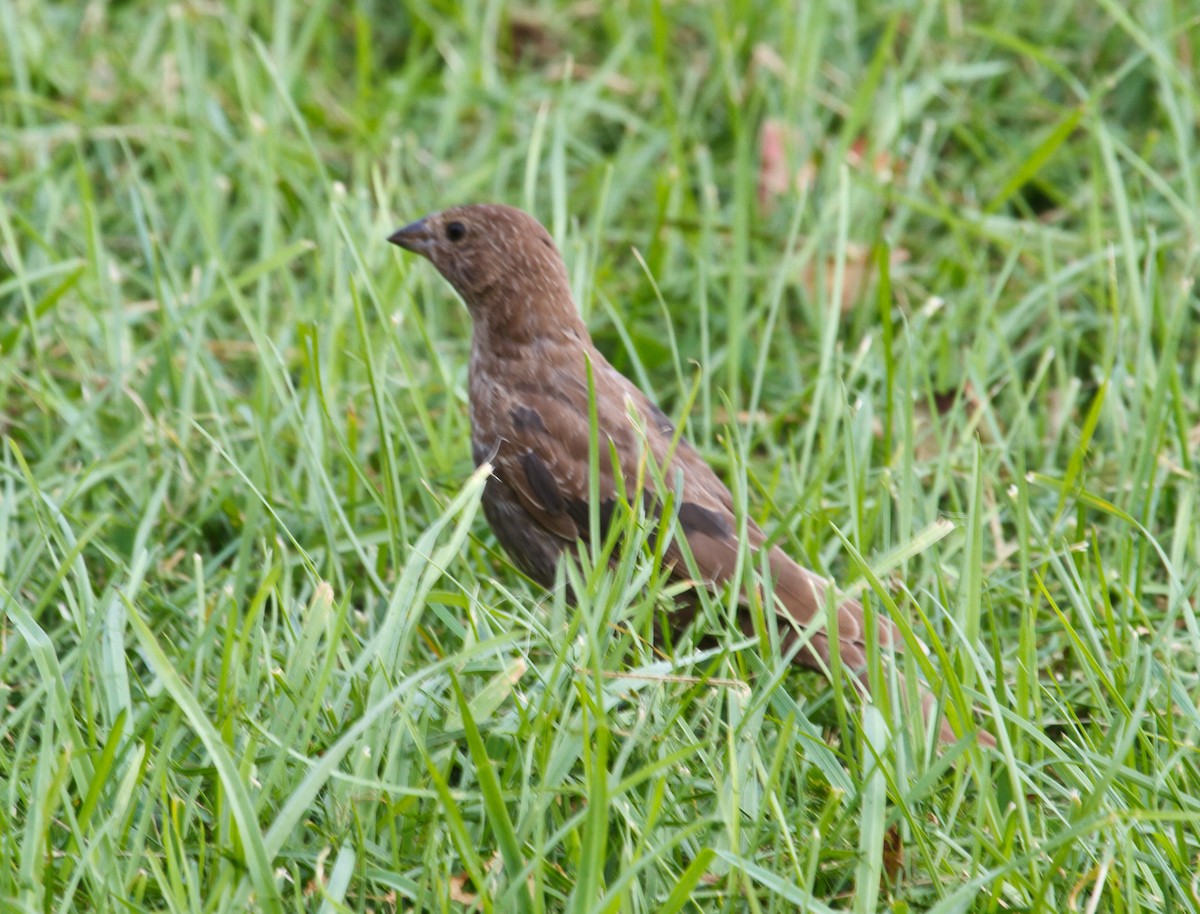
left=479, top=365, right=627, bottom=545
left=480, top=354, right=739, bottom=548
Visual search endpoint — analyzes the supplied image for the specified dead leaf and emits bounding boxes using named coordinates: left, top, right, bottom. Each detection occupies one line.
left=847, top=136, right=900, bottom=184
left=758, top=118, right=795, bottom=207
left=758, top=122, right=900, bottom=211
left=449, top=872, right=477, bottom=904
left=883, top=824, right=905, bottom=883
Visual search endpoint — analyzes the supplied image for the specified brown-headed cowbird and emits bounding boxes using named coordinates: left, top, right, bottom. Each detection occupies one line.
left=389, top=203, right=991, bottom=747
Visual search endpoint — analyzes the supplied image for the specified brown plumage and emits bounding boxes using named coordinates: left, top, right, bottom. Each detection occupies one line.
left=389, top=203, right=991, bottom=747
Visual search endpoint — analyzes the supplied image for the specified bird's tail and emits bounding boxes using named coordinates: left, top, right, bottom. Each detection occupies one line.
left=765, top=547, right=994, bottom=746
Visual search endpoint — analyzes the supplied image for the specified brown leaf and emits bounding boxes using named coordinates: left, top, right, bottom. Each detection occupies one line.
left=758, top=123, right=900, bottom=210
left=449, top=872, right=477, bottom=904
left=883, top=824, right=905, bottom=883
left=757, top=119, right=818, bottom=209
left=847, top=136, right=900, bottom=183
left=758, top=119, right=796, bottom=208
left=508, top=10, right=558, bottom=64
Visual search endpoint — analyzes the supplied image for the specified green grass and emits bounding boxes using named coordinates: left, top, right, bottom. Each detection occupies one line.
left=3, top=0, right=1199, bottom=911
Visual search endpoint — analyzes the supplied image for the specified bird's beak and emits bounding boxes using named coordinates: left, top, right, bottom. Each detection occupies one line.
left=387, top=218, right=433, bottom=255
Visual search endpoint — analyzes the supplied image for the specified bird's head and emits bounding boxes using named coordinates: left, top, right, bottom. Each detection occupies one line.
left=388, top=204, right=581, bottom=343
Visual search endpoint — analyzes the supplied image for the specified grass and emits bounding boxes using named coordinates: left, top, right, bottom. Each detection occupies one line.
left=2, top=0, right=1199, bottom=910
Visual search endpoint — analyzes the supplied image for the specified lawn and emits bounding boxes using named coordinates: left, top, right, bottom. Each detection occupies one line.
left=2, top=0, right=1199, bottom=911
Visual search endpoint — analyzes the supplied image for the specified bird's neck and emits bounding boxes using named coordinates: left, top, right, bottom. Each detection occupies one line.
left=470, top=317, right=592, bottom=364
left=469, top=284, right=589, bottom=350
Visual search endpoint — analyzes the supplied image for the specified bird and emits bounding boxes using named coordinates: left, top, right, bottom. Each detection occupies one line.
left=388, top=203, right=992, bottom=747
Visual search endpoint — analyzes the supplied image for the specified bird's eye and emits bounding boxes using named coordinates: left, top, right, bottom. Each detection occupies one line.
left=445, top=221, right=466, bottom=242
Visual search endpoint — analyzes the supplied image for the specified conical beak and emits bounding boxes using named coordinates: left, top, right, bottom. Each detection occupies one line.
left=387, top=218, right=433, bottom=255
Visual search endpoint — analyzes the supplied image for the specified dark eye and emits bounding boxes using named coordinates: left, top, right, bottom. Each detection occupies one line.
left=445, top=221, right=466, bottom=242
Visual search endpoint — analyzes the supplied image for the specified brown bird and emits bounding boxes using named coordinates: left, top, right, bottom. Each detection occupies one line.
left=389, top=203, right=991, bottom=747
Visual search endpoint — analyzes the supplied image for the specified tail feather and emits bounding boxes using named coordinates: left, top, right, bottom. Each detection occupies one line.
left=765, top=546, right=993, bottom=747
